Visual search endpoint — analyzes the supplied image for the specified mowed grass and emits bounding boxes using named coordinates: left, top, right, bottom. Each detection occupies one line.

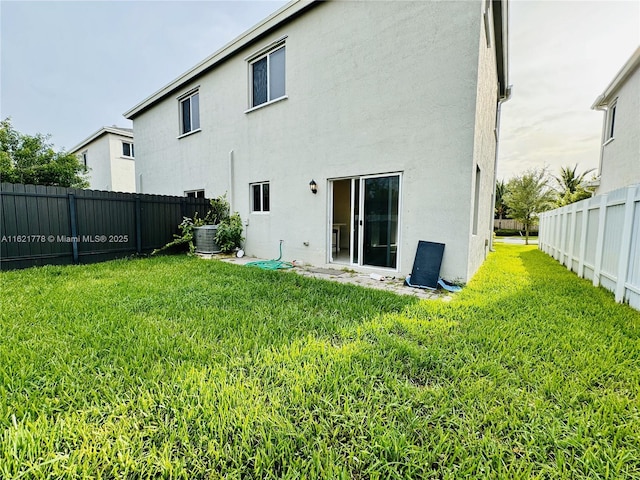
left=1, top=245, right=639, bottom=479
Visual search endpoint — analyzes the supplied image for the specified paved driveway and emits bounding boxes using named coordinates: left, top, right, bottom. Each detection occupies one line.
left=495, top=236, right=539, bottom=245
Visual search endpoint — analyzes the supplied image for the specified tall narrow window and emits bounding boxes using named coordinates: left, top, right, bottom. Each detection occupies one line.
left=250, top=45, right=286, bottom=108
left=251, top=182, right=270, bottom=212
left=81, top=151, right=88, bottom=167
left=179, top=91, right=200, bottom=135
left=606, top=102, right=616, bottom=141
left=473, top=166, right=481, bottom=235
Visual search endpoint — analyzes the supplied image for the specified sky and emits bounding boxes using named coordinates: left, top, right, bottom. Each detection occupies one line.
left=1, top=0, right=639, bottom=182
left=498, top=0, right=639, bottom=181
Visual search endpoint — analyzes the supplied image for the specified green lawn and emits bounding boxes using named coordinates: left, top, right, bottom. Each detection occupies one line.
left=1, top=245, right=639, bottom=479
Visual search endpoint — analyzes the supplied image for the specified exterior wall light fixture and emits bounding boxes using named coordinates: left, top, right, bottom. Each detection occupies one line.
left=309, top=179, right=318, bottom=194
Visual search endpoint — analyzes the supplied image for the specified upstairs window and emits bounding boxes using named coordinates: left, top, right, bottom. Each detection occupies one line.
left=251, top=182, right=270, bottom=212
left=122, top=141, right=134, bottom=158
left=250, top=45, right=285, bottom=108
left=483, top=0, right=492, bottom=48
left=606, top=101, right=617, bottom=141
left=179, top=90, right=200, bottom=135
left=81, top=151, right=88, bottom=167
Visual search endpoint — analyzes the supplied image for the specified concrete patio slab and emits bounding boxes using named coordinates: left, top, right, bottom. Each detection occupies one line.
left=198, top=253, right=454, bottom=301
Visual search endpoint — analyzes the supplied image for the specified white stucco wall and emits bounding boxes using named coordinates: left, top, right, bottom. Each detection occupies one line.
left=81, top=135, right=112, bottom=191
left=73, top=131, right=136, bottom=192
left=133, top=1, right=501, bottom=281
left=598, top=66, right=640, bottom=194
left=467, top=1, right=500, bottom=280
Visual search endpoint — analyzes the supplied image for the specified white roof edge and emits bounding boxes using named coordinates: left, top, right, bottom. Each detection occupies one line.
left=591, top=46, right=640, bottom=110
left=70, top=126, right=134, bottom=154
left=499, top=0, right=509, bottom=100
left=123, top=0, right=316, bottom=119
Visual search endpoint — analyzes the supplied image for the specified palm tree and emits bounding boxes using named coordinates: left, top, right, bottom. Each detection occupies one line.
left=554, top=164, right=595, bottom=206
left=495, top=179, right=508, bottom=220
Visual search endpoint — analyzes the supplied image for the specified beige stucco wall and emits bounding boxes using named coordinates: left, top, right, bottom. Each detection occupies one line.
left=107, top=134, right=136, bottom=193
left=133, top=1, right=500, bottom=281
left=598, top=65, right=640, bottom=194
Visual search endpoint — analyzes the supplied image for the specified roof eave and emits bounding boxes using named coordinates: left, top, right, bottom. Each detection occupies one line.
left=123, top=0, right=317, bottom=120
left=591, top=46, right=640, bottom=110
left=70, top=126, right=134, bottom=154
left=493, top=0, right=510, bottom=102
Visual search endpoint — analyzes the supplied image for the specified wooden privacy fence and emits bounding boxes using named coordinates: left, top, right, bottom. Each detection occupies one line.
left=0, top=183, right=210, bottom=270
left=493, top=218, right=537, bottom=233
left=539, top=183, right=640, bottom=310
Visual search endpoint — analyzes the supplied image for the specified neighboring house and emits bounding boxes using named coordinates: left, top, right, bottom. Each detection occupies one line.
left=591, top=46, right=640, bottom=195
left=124, top=0, right=510, bottom=281
left=70, top=126, right=136, bottom=193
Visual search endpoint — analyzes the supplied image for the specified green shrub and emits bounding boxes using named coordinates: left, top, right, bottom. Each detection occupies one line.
left=215, top=213, right=244, bottom=253
left=152, top=213, right=204, bottom=255
left=204, top=194, right=230, bottom=225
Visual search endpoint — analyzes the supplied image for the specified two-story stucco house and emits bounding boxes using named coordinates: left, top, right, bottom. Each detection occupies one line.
left=70, top=126, right=136, bottom=193
left=124, top=0, right=510, bottom=282
left=591, top=46, right=640, bottom=195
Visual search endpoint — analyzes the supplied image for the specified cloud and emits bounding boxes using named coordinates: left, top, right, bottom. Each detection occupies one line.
left=498, top=0, right=639, bottom=181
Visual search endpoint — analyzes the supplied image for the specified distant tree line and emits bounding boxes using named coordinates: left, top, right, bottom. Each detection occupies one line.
left=495, top=165, right=596, bottom=244
left=0, top=118, right=88, bottom=188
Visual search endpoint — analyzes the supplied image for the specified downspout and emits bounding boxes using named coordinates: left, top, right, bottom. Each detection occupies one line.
left=228, top=150, right=234, bottom=213
left=489, top=85, right=511, bottom=253
left=591, top=96, right=607, bottom=193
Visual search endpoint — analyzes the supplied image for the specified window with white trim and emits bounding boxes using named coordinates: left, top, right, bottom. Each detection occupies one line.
left=606, top=101, right=617, bottom=141
left=250, top=45, right=285, bottom=108
left=179, top=90, right=200, bottom=135
left=185, top=190, right=205, bottom=198
left=483, top=0, right=492, bottom=48
left=81, top=151, right=88, bottom=167
left=251, top=182, right=270, bottom=212
left=122, top=141, right=134, bottom=158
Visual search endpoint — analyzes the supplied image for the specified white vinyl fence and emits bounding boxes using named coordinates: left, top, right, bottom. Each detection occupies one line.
left=539, top=183, right=640, bottom=310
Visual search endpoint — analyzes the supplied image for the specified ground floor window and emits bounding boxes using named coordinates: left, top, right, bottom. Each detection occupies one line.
left=185, top=190, right=205, bottom=198
left=251, top=182, right=270, bottom=212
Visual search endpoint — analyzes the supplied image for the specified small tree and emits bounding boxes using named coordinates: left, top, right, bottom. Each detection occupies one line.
left=504, top=168, right=555, bottom=244
left=0, top=118, right=88, bottom=188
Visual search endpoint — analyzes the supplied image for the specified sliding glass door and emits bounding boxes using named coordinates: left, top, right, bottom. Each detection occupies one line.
left=362, top=175, right=400, bottom=269
left=331, top=173, right=400, bottom=270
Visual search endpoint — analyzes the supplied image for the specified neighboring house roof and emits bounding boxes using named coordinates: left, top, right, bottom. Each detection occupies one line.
left=591, top=46, right=640, bottom=109
left=70, top=126, right=134, bottom=153
left=124, top=0, right=510, bottom=119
